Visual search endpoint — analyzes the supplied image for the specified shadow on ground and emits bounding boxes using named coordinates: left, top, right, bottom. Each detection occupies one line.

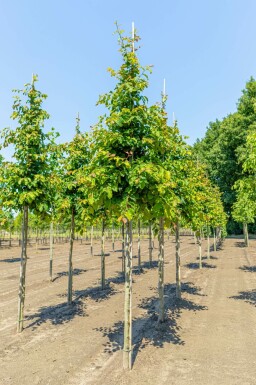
left=239, top=265, right=256, bottom=273
left=230, top=290, right=256, bottom=307
left=26, top=299, right=87, bottom=330
left=94, top=282, right=207, bottom=366
left=0, top=257, right=21, bottom=263
left=185, top=262, right=217, bottom=269
left=235, top=241, right=246, bottom=248
left=53, top=268, right=87, bottom=282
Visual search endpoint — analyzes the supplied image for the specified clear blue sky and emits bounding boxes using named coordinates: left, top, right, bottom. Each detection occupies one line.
left=1, top=0, right=256, bottom=159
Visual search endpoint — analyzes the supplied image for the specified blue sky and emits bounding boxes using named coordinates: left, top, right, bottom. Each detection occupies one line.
left=0, top=0, right=256, bottom=159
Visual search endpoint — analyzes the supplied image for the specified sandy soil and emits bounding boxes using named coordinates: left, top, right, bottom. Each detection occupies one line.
left=0, top=234, right=256, bottom=385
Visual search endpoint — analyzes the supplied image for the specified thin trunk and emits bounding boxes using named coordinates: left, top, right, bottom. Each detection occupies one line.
left=49, top=221, right=54, bottom=282
left=101, top=220, right=105, bottom=290
left=198, top=231, right=202, bottom=269
left=175, top=222, right=181, bottom=299
left=213, top=228, right=216, bottom=251
left=122, top=223, right=125, bottom=273
left=123, top=220, right=133, bottom=369
left=112, top=223, right=115, bottom=251
left=158, top=218, right=165, bottom=322
left=149, top=222, right=152, bottom=266
left=207, top=232, right=210, bottom=260
left=17, top=205, right=28, bottom=333
left=137, top=219, right=141, bottom=270
left=194, top=231, right=197, bottom=245
left=68, top=208, right=75, bottom=305
left=243, top=222, right=249, bottom=247
left=90, top=225, right=94, bottom=257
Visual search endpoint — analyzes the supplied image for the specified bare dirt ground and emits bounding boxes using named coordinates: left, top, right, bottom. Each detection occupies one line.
left=0, top=234, right=256, bottom=385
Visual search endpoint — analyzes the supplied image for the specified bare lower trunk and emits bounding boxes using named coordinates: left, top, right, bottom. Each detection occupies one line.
left=123, top=220, right=133, bottom=370
left=49, top=221, right=54, bottom=282
left=207, top=232, right=210, bottom=260
left=122, top=223, right=125, bottom=273
left=112, top=223, right=115, bottom=251
left=90, top=226, right=94, bottom=256
left=198, top=231, right=202, bottom=269
left=68, top=208, right=75, bottom=305
left=101, top=220, right=105, bottom=290
left=158, top=218, right=165, bottom=323
left=137, top=219, right=141, bottom=270
left=17, top=205, right=28, bottom=333
left=213, top=228, right=216, bottom=251
left=149, top=222, right=153, bottom=266
left=175, top=222, right=181, bottom=299
left=243, top=222, right=249, bottom=247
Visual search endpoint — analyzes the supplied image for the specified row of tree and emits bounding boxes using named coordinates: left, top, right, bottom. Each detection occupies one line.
left=194, top=77, right=256, bottom=237
left=0, top=25, right=226, bottom=368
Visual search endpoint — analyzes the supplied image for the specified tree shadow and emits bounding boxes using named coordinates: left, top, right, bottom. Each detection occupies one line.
left=25, top=299, right=87, bottom=330
left=75, top=285, right=118, bottom=302
left=94, top=282, right=207, bottom=367
left=197, top=256, right=218, bottom=261
left=239, top=265, right=256, bottom=273
left=235, top=241, right=245, bottom=248
left=185, top=262, right=216, bottom=269
left=53, top=268, right=87, bottom=282
left=230, top=290, right=256, bottom=307
left=0, top=257, right=21, bottom=263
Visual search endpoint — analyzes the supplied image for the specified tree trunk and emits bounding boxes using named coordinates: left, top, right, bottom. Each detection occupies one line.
left=207, top=232, right=210, bottom=260
left=49, top=221, right=54, bottom=282
left=17, top=205, right=28, bottom=333
left=149, top=222, right=153, bottom=266
left=158, top=218, right=165, bottom=322
left=175, top=222, right=181, bottom=299
left=112, top=223, right=115, bottom=251
left=243, top=222, right=249, bottom=247
left=137, top=219, right=141, bottom=270
left=90, top=225, right=94, bottom=257
left=68, top=208, right=75, bottom=305
left=213, top=227, right=216, bottom=251
left=101, top=220, right=105, bottom=290
left=122, top=223, right=125, bottom=273
left=198, top=231, right=202, bottom=269
left=123, top=220, right=133, bottom=370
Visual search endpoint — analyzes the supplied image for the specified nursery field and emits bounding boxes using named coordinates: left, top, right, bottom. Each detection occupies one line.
left=0, top=235, right=256, bottom=385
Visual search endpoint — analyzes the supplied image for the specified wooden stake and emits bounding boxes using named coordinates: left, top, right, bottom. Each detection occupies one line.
left=68, top=207, right=75, bottom=305
left=123, top=220, right=133, bottom=369
left=175, top=222, right=181, bottom=299
left=49, top=221, right=54, bottom=281
left=17, top=205, right=28, bottom=332
left=101, top=220, right=105, bottom=290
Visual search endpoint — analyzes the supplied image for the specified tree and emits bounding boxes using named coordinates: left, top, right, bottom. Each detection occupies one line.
left=0, top=75, right=57, bottom=332
left=194, top=77, right=256, bottom=233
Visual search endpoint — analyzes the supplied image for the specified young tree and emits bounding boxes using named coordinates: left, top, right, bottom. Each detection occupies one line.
left=0, top=75, right=57, bottom=332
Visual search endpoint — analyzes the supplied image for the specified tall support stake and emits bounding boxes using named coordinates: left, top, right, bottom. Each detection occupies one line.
left=149, top=222, right=153, bottom=266
left=158, top=217, right=165, bottom=322
left=123, top=220, right=133, bottom=369
left=132, top=22, right=135, bottom=53
left=175, top=222, right=181, bottom=299
left=17, top=205, right=28, bottom=333
left=68, top=207, right=75, bottom=305
left=101, top=220, right=105, bottom=290
left=122, top=222, right=125, bottom=273
left=137, top=219, right=141, bottom=270
left=49, top=221, right=54, bottom=281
